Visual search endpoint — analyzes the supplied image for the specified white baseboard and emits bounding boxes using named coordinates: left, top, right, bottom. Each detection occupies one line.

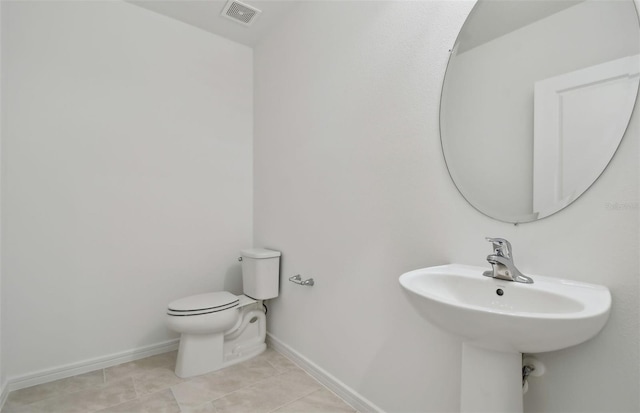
left=0, top=380, right=8, bottom=412
left=3, top=339, right=179, bottom=395
left=266, top=332, right=383, bottom=413
left=3, top=335, right=383, bottom=412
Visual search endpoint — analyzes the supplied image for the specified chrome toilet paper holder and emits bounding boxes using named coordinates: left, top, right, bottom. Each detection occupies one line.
left=289, top=274, right=314, bottom=286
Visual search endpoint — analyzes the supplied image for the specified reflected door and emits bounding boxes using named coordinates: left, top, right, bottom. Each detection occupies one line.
left=533, top=55, right=640, bottom=217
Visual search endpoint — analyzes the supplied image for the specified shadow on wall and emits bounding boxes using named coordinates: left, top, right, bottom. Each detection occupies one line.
left=224, top=264, right=243, bottom=296
left=359, top=301, right=463, bottom=412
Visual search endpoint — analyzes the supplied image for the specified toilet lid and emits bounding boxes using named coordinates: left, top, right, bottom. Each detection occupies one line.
left=168, top=291, right=239, bottom=315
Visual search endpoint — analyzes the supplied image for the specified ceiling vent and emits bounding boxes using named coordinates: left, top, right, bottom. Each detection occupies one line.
left=221, top=0, right=261, bottom=26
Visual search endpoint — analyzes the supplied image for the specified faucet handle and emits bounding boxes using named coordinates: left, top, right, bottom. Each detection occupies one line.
left=485, top=237, right=512, bottom=258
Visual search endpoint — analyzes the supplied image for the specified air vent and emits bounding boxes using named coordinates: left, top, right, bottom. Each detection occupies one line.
left=221, top=0, right=261, bottom=26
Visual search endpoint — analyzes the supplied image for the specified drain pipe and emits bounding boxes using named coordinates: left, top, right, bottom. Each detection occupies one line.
left=522, top=356, right=545, bottom=394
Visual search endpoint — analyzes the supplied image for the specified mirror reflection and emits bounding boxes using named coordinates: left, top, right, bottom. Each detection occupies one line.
left=440, top=0, right=640, bottom=223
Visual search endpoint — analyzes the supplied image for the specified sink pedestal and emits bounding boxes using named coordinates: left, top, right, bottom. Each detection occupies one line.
left=460, top=344, right=522, bottom=413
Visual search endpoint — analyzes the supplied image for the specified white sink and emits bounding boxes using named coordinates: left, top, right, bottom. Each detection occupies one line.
left=399, top=264, right=611, bottom=353
left=399, top=264, right=611, bottom=413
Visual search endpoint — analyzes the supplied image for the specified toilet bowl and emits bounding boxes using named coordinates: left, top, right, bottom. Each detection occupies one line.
left=166, top=248, right=280, bottom=378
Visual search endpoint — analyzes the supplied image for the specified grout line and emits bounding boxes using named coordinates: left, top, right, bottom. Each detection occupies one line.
left=264, top=359, right=278, bottom=371
left=169, top=387, right=185, bottom=412
left=3, top=376, right=130, bottom=413
left=6, top=340, right=180, bottom=394
left=266, top=385, right=322, bottom=413
left=267, top=379, right=356, bottom=413
left=131, top=375, right=140, bottom=399
left=203, top=361, right=297, bottom=408
left=207, top=374, right=272, bottom=403
left=172, top=361, right=284, bottom=408
left=7, top=350, right=343, bottom=413
left=1, top=371, right=111, bottom=411
left=95, top=384, right=174, bottom=413
left=5, top=353, right=178, bottom=413
left=266, top=335, right=379, bottom=412
left=266, top=346, right=356, bottom=412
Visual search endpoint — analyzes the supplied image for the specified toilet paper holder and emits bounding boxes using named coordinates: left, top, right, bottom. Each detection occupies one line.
left=289, top=274, right=315, bottom=286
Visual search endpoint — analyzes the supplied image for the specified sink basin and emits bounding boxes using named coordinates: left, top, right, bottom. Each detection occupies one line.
left=399, top=264, right=611, bottom=353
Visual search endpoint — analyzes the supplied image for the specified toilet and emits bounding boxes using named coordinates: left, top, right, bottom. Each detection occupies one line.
left=166, top=248, right=280, bottom=378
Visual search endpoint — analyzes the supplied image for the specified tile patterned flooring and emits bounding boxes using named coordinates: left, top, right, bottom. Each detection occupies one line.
left=2, top=349, right=356, bottom=413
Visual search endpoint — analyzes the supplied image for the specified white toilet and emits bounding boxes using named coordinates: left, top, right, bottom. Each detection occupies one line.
left=166, top=248, right=280, bottom=378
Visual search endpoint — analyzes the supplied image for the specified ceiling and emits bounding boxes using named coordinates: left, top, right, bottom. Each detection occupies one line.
left=129, top=0, right=587, bottom=51
left=128, top=0, right=299, bottom=47
left=457, top=0, right=584, bottom=53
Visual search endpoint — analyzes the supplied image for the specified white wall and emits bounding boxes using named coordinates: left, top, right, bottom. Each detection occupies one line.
left=0, top=0, right=3, bottom=398
left=254, top=1, right=639, bottom=412
left=1, top=1, right=253, bottom=380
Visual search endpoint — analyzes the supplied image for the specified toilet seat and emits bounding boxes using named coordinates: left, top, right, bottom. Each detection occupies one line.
left=167, top=291, right=239, bottom=317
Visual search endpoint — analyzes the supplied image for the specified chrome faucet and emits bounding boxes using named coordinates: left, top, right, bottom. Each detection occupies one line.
left=483, top=237, right=533, bottom=284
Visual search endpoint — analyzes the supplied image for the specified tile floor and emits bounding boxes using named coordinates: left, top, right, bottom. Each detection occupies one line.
left=2, top=348, right=357, bottom=413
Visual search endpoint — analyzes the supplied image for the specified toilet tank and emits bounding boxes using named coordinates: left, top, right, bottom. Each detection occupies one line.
left=240, top=248, right=281, bottom=300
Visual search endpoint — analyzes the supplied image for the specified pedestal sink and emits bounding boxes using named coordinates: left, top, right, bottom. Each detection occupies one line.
left=399, top=264, right=611, bottom=413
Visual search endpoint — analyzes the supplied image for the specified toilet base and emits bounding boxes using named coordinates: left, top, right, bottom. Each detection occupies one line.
left=224, top=342, right=267, bottom=368
left=174, top=333, right=267, bottom=378
left=174, top=303, right=268, bottom=378
left=175, top=333, right=225, bottom=378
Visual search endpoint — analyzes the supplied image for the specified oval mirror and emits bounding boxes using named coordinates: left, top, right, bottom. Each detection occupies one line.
left=440, top=0, right=640, bottom=223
